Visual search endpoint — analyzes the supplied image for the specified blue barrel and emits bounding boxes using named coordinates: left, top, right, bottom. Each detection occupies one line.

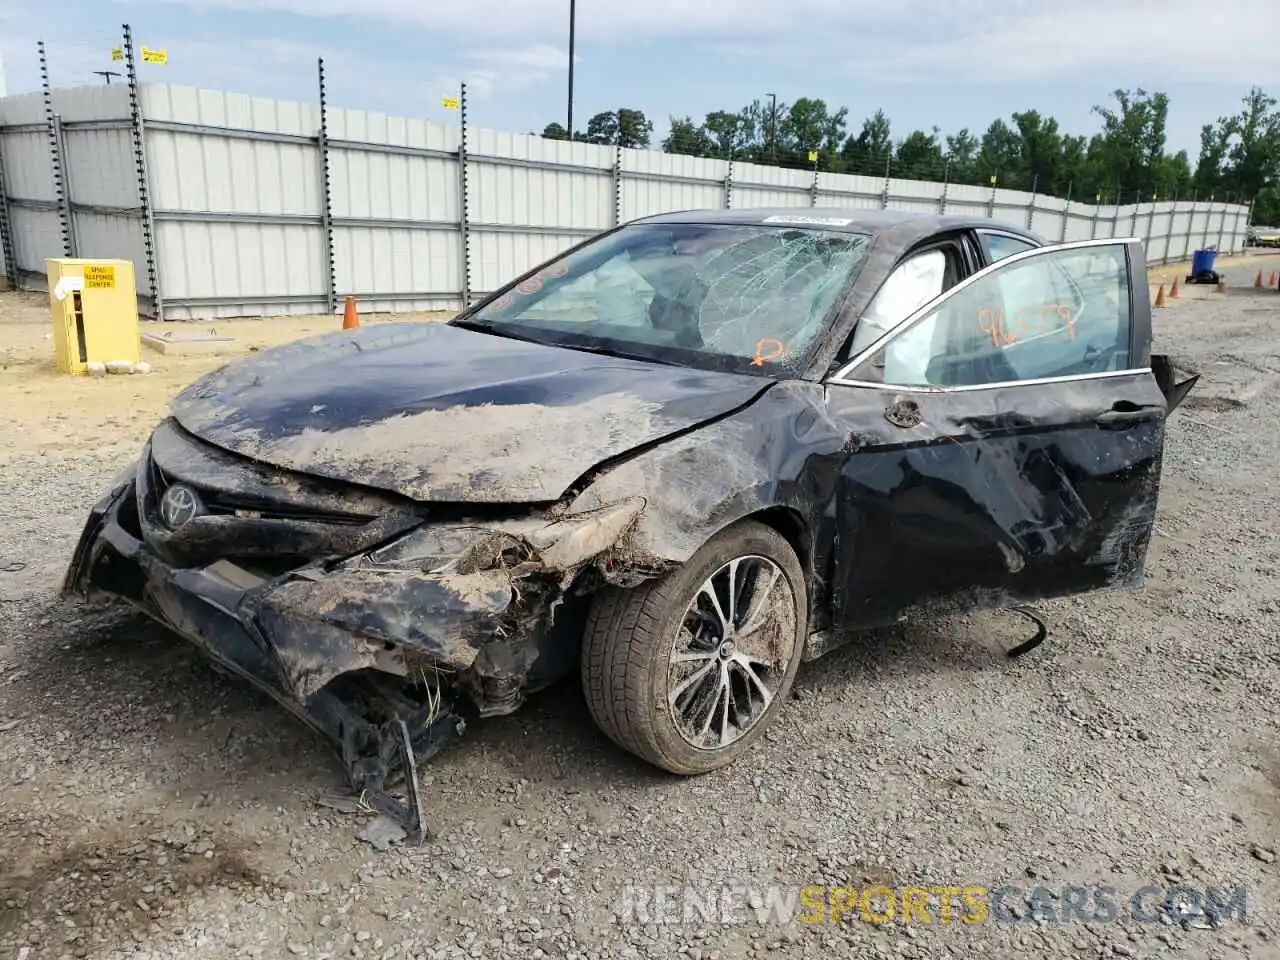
left=1192, top=248, right=1217, bottom=275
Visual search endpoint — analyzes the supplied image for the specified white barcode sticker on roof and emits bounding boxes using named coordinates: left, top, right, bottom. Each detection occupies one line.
left=762, top=215, right=854, bottom=226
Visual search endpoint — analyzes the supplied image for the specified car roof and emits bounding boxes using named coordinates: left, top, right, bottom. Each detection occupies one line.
left=632, top=207, right=1046, bottom=249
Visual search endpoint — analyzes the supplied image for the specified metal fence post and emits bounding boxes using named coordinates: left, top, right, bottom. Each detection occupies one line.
left=1200, top=199, right=1211, bottom=250
left=1129, top=192, right=1140, bottom=236
left=880, top=153, right=890, bottom=209
left=1059, top=182, right=1072, bottom=242
left=1216, top=201, right=1227, bottom=251
left=1090, top=193, right=1099, bottom=240
left=1111, top=193, right=1122, bottom=239
left=317, top=58, right=337, bottom=314
left=458, top=81, right=472, bottom=309
left=937, top=160, right=950, bottom=215
left=39, top=42, right=74, bottom=258
left=1145, top=197, right=1158, bottom=259
left=809, top=164, right=819, bottom=207
left=123, top=25, right=162, bottom=320
left=986, top=176, right=997, bottom=218
left=52, top=116, right=78, bottom=256
left=0, top=140, right=17, bottom=287
left=724, top=158, right=734, bottom=210
left=612, top=138, right=623, bottom=226
left=1182, top=201, right=1195, bottom=261
left=1025, top=174, right=1038, bottom=230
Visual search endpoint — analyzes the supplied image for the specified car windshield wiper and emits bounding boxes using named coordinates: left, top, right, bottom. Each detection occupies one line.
left=449, top=318, right=546, bottom=345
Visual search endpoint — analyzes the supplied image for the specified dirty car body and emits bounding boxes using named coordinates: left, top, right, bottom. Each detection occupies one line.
left=64, top=209, right=1197, bottom=837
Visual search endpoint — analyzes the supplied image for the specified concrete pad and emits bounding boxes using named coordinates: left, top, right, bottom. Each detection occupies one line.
left=142, top=328, right=236, bottom=355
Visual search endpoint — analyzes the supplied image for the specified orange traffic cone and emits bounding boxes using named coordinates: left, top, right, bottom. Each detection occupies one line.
left=1154, top=284, right=1166, bottom=307
left=1270, top=271, right=1278, bottom=288
left=342, top=295, right=359, bottom=330
left=1254, top=270, right=1264, bottom=290
left=1169, top=276, right=1180, bottom=299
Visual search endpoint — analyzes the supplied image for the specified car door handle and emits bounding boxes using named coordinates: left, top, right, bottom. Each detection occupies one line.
left=1095, top=406, right=1161, bottom=429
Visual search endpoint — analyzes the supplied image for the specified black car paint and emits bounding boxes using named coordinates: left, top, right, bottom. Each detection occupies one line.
left=62, top=208, right=1192, bottom=835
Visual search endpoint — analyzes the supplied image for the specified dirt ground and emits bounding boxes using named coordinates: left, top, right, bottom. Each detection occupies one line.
left=1, top=252, right=1279, bottom=960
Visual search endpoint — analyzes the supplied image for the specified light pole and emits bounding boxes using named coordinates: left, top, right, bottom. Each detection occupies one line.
left=767, top=92, right=777, bottom=165
left=566, top=0, right=576, bottom=140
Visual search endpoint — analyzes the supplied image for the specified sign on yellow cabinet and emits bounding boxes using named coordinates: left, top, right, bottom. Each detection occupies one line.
left=84, top=265, right=116, bottom=289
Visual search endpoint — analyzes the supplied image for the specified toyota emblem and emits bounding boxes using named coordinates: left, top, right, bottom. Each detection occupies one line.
left=159, top=483, right=204, bottom=529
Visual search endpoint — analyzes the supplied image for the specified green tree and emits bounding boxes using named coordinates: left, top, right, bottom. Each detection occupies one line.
left=1090, top=88, right=1172, bottom=199
left=978, top=119, right=1023, bottom=188
left=707, top=105, right=763, bottom=158
left=564, top=85, right=1270, bottom=214
left=779, top=97, right=848, bottom=168
left=841, top=109, right=892, bottom=176
left=944, top=128, right=980, bottom=184
left=583, top=109, right=654, bottom=148
left=663, top=116, right=716, bottom=157
left=895, top=128, right=944, bottom=181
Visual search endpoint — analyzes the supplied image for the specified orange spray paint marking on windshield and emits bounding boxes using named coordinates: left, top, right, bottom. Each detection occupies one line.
left=541, top=262, right=570, bottom=279
left=752, top=339, right=786, bottom=367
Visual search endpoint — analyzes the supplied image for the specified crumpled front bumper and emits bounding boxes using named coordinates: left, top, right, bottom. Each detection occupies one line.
left=64, top=480, right=514, bottom=704
left=62, top=477, right=525, bottom=837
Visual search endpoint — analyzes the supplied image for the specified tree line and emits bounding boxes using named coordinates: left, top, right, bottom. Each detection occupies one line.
left=538, top=87, right=1280, bottom=224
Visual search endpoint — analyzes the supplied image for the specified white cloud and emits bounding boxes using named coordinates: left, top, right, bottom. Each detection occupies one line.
left=466, top=44, right=575, bottom=72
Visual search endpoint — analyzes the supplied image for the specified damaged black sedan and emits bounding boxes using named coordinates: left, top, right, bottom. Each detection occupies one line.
left=65, top=209, right=1196, bottom=838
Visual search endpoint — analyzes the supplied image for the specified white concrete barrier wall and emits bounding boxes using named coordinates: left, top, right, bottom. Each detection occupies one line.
left=0, top=82, right=1254, bottom=319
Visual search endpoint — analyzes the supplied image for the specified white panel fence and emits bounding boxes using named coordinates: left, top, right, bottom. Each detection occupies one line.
left=0, top=82, right=1254, bottom=320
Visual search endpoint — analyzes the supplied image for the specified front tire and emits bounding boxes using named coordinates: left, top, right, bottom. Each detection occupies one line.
left=581, top=520, right=807, bottom=775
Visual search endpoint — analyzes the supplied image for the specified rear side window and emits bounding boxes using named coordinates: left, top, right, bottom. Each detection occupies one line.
left=979, top=231, right=1038, bottom=263
left=856, top=243, right=1133, bottom=388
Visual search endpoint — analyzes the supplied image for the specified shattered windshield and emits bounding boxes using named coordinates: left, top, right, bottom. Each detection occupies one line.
left=461, top=222, right=870, bottom=375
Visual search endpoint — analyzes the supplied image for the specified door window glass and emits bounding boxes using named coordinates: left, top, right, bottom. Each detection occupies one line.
left=861, top=244, right=1132, bottom=388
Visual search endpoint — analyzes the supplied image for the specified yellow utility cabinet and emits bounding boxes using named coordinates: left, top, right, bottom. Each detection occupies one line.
left=45, top=258, right=141, bottom=375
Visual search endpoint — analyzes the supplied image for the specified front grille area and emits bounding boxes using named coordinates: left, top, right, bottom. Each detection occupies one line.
left=139, top=418, right=422, bottom=570
left=147, top=458, right=371, bottom=526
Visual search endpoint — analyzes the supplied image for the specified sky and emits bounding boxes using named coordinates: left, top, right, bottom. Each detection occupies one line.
left=1, top=0, right=1277, bottom=158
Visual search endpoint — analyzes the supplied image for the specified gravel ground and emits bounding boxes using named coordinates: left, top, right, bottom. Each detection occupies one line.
left=1, top=261, right=1279, bottom=960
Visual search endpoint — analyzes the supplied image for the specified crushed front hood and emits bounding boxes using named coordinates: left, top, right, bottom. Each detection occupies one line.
left=171, top=322, right=769, bottom=503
